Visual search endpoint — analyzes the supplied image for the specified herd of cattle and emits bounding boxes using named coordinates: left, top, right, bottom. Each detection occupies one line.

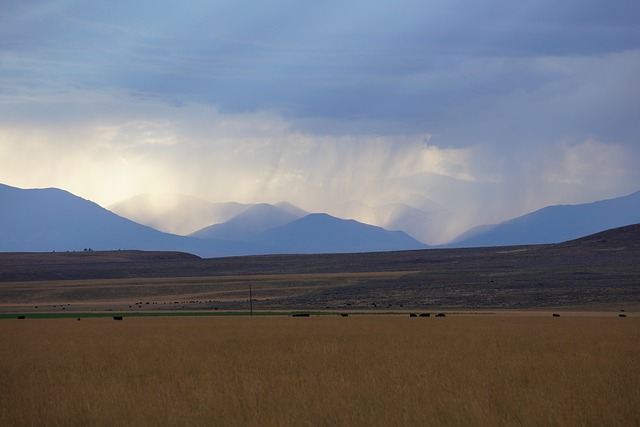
left=13, top=312, right=630, bottom=320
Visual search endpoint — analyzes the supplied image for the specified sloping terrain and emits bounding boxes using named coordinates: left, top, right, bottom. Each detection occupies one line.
left=450, top=191, right=640, bottom=247
left=0, top=184, right=245, bottom=258
left=1, top=224, right=638, bottom=311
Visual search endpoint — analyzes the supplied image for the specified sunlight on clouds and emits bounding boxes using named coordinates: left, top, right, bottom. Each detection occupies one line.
left=93, top=121, right=179, bottom=147
left=0, top=121, right=175, bottom=204
left=0, top=97, right=479, bottom=243
left=238, top=133, right=477, bottom=214
left=420, top=144, right=475, bottom=182
left=542, top=139, right=631, bottom=189
left=1, top=94, right=637, bottom=244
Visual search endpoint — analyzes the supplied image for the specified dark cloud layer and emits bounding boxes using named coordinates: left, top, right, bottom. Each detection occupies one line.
left=3, top=1, right=639, bottom=119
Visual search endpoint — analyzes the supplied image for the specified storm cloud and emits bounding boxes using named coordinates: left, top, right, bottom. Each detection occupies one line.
left=1, top=0, right=639, bottom=243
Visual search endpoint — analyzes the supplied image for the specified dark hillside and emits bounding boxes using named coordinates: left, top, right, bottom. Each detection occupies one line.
left=0, top=250, right=201, bottom=282
left=1, top=223, right=638, bottom=279
left=1, top=224, right=638, bottom=310
left=557, top=222, right=640, bottom=249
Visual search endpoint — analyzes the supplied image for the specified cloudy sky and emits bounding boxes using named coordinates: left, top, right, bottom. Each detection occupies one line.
left=1, top=0, right=639, bottom=242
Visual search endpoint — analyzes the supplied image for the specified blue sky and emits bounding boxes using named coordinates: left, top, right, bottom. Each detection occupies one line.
left=1, top=0, right=639, bottom=242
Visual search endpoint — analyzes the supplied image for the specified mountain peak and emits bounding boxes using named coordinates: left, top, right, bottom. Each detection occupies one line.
left=253, top=212, right=427, bottom=254
left=189, top=203, right=302, bottom=241
left=109, top=193, right=251, bottom=235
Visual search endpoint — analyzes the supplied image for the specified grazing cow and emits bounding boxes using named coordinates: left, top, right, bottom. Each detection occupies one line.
left=292, top=313, right=310, bottom=317
left=419, top=313, right=430, bottom=317
left=113, top=316, right=123, bottom=321
left=552, top=313, right=560, bottom=317
left=435, top=313, right=446, bottom=317
left=409, top=313, right=418, bottom=317
left=17, top=315, right=25, bottom=319
left=619, top=314, right=627, bottom=317
left=340, top=313, right=349, bottom=317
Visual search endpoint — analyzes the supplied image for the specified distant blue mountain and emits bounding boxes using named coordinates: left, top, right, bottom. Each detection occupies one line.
left=109, top=193, right=250, bottom=235
left=0, top=184, right=246, bottom=257
left=253, top=213, right=428, bottom=254
left=0, top=184, right=426, bottom=257
left=189, top=203, right=302, bottom=241
left=449, top=191, right=640, bottom=247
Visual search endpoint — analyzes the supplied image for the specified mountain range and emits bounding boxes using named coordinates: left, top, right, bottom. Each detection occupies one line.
left=0, top=184, right=244, bottom=257
left=109, top=191, right=453, bottom=244
left=2, top=183, right=639, bottom=257
left=111, top=188, right=640, bottom=248
left=449, top=190, right=640, bottom=247
left=108, top=193, right=251, bottom=235
left=190, top=203, right=304, bottom=241
left=0, top=184, right=426, bottom=257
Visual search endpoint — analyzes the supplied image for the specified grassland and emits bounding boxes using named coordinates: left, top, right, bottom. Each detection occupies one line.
left=1, top=316, right=638, bottom=426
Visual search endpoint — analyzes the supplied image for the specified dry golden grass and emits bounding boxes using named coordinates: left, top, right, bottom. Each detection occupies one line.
left=1, top=316, right=638, bottom=426
left=0, top=271, right=416, bottom=312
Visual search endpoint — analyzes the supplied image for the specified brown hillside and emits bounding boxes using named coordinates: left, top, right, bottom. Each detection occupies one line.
left=0, top=224, right=638, bottom=310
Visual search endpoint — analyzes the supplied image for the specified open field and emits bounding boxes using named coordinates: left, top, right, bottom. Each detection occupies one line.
left=1, top=316, right=638, bottom=426
left=0, top=265, right=637, bottom=314
left=0, top=271, right=419, bottom=314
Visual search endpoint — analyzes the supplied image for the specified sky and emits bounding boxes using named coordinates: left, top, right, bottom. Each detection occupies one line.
left=1, top=0, right=639, bottom=243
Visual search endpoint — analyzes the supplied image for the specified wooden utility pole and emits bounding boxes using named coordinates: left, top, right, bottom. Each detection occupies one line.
left=249, top=283, right=253, bottom=317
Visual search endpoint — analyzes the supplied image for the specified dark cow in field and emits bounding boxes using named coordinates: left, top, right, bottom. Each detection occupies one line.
left=409, top=313, right=418, bottom=317
left=619, top=314, right=627, bottom=317
left=435, top=313, right=446, bottom=317
left=17, top=315, right=25, bottom=319
left=113, top=316, right=123, bottom=321
left=340, top=313, right=349, bottom=317
left=419, top=313, right=430, bottom=317
left=291, top=313, right=310, bottom=317
left=552, top=313, right=560, bottom=317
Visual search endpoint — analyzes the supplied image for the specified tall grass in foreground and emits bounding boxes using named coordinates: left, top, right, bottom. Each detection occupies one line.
left=1, top=316, right=638, bottom=426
